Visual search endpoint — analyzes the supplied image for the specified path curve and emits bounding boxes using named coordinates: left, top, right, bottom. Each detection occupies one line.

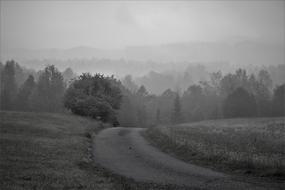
left=93, top=127, right=282, bottom=190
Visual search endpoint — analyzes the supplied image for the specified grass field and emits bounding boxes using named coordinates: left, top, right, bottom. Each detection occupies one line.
left=144, top=117, right=285, bottom=179
left=0, top=111, right=186, bottom=190
left=0, top=111, right=119, bottom=189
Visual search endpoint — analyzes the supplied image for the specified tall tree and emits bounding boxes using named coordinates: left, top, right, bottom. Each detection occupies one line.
left=135, top=85, right=149, bottom=127
left=220, top=69, right=251, bottom=97
left=182, top=85, right=205, bottom=121
left=272, top=84, right=285, bottom=116
left=258, top=70, right=273, bottom=90
left=172, top=93, right=182, bottom=124
left=255, top=70, right=272, bottom=116
left=117, top=87, right=137, bottom=127
left=15, top=75, right=35, bottom=111
left=223, top=87, right=257, bottom=118
left=157, top=89, right=176, bottom=123
left=31, top=65, right=65, bottom=112
left=210, top=71, right=222, bottom=94
left=0, top=60, right=17, bottom=110
left=136, top=85, right=148, bottom=97
left=121, top=75, right=138, bottom=93
left=62, top=67, right=76, bottom=86
left=200, top=81, right=223, bottom=119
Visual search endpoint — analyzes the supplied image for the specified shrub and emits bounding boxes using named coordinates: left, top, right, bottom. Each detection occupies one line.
left=64, top=73, right=122, bottom=125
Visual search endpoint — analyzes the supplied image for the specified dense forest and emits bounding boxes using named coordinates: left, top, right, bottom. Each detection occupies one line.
left=17, top=58, right=285, bottom=95
left=0, top=60, right=284, bottom=127
left=120, top=69, right=285, bottom=127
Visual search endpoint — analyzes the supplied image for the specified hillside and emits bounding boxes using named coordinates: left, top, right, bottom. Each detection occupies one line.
left=0, top=111, right=115, bottom=189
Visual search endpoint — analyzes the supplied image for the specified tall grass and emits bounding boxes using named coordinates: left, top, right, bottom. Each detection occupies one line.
left=145, top=117, right=285, bottom=178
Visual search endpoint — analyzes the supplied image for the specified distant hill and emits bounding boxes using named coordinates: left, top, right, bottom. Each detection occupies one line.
left=1, top=46, right=124, bottom=61
left=125, top=41, right=285, bottom=66
left=1, top=40, right=284, bottom=67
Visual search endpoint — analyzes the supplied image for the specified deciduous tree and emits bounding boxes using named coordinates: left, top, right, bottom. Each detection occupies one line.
left=0, top=60, right=17, bottom=110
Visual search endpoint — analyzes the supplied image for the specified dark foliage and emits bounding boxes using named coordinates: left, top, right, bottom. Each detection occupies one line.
left=0, top=60, right=17, bottom=110
left=172, top=93, right=182, bottom=123
left=272, top=84, right=285, bottom=116
left=0, top=60, right=283, bottom=125
left=15, top=75, right=35, bottom=111
left=182, top=85, right=205, bottom=121
left=30, top=65, right=65, bottom=112
left=64, top=73, right=122, bottom=124
left=223, top=87, right=257, bottom=118
left=0, top=62, right=66, bottom=112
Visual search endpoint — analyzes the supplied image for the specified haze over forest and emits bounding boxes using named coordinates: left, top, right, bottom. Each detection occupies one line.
left=1, top=1, right=285, bottom=94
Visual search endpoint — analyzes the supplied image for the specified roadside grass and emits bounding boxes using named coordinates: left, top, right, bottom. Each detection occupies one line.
left=0, top=111, right=193, bottom=190
left=144, top=117, right=285, bottom=179
left=0, top=111, right=116, bottom=189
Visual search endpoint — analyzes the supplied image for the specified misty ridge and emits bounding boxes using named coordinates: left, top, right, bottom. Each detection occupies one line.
left=1, top=40, right=285, bottom=95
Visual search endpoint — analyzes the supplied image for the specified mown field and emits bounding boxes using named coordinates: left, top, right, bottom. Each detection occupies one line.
left=0, top=111, right=118, bottom=189
left=0, top=111, right=186, bottom=190
left=144, top=117, right=285, bottom=179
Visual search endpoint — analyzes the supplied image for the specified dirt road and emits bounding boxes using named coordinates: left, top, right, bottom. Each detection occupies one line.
left=93, top=127, right=283, bottom=190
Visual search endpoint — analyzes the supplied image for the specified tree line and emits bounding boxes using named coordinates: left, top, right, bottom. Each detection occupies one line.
left=119, top=69, right=285, bottom=127
left=0, top=60, right=122, bottom=125
left=0, top=60, right=75, bottom=112
left=1, top=60, right=284, bottom=127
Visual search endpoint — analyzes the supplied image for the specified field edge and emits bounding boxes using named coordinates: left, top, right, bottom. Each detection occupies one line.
left=142, top=120, right=285, bottom=181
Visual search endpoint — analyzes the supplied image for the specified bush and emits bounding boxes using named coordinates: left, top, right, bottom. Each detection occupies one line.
left=64, top=73, right=122, bottom=124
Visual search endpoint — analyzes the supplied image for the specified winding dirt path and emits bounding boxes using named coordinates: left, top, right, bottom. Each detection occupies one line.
left=93, top=127, right=283, bottom=190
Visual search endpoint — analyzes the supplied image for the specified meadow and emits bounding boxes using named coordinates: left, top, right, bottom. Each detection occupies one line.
left=144, top=117, right=285, bottom=179
left=0, top=111, right=184, bottom=190
left=0, top=111, right=118, bottom=189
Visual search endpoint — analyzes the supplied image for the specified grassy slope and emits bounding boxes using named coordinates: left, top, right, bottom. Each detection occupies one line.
left=0, top=111, right=116, bottom=190
left=0, top=111, right=187, bottom=190
left=144, top=117, right=285, bottom=179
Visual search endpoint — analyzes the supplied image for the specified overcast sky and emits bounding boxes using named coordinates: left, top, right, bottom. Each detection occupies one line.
left=1, top=0, right=284, bottom=50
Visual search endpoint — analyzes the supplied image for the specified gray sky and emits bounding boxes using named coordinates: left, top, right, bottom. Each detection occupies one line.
left=1, top=0, right=284, bottom=50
